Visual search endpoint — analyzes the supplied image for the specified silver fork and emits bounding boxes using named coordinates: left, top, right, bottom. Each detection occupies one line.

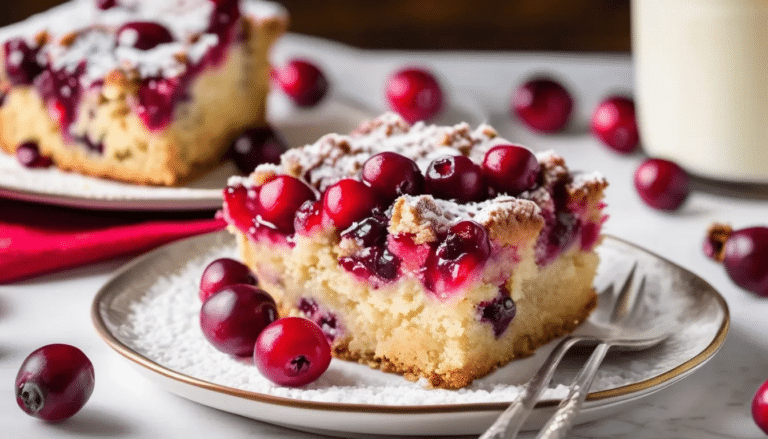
left=479, top=264, right=669, bottom=439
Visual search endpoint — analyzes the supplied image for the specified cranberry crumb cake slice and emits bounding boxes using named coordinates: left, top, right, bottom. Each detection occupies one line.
left=222, top=113, right=608, bottom=389
left=0, top=0, right=286, bottom=185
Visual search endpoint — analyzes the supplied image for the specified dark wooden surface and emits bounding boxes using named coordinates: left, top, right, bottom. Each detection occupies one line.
left=0, top=0, right=631, bottom=52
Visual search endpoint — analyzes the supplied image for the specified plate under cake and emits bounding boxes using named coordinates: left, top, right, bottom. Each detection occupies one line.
left=0, top=0, right=286, bottom=185
left=222, top=112, right=608, bottom=389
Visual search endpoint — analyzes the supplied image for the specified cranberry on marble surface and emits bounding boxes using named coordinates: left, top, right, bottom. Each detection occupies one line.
left=254, top=317, right=331, bottom=387
left=257, top=175, right=315, bottom=234
left=633, top=158, right=690, bottom=211
left=385, top=68, right=444, bottom=124
left=426, top=155, right=486, bottom=203
left=322, top=179, right=380, bottom=231
left=361, top=152, right=424, bottom=204
left=230, top=126, right=286, bottom=174
left=117, top=22, right=174, bottom=51
left=200, top=285, right=277, bottom=356
left=16, top=142, right=52, bottom=168
left=482, top=144, right=540, bottom=195
left=274, top=59, right=329, bottom=107
left=511, top=77, right=573, bottom=133
left=722, top=227, right=768, bottom=297
left=4, top=38, right=43, bottom=86
left=591, top=96, right=639, bottom=154
left=15, top=344, right=95, bottom=422
left=478, top=287, right=517, bottom=337
left=199, top=258, right=258, bottom=301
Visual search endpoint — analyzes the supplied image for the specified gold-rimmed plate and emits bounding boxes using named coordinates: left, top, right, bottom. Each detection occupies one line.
left=91, top=231, right=728, bottom=437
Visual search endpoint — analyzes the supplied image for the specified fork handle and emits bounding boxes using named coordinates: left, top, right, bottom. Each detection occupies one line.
left=535, top=342, right=612, bottom=439
left=479, top=336, right=585, bottom=439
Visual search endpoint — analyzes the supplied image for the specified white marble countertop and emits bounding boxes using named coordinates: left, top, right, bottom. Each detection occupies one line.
left=2, top=33, right=768, bottom=438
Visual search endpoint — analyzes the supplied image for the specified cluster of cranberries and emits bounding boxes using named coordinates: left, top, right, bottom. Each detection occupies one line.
left=510, top=77, right=691, bottom=212
left=198, top=258, right=331, bottom=387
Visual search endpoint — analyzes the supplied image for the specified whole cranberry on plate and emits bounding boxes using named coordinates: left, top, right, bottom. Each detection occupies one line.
left=254, top=317, right=332, bottom=387
left=273, top=59, right=329, bottom=107
left=200, top=284, right=278, bottom=356
left=15, top=344, right=95, bottom=422
left=511, top=77, right=573, bottom=133
left=385, top=68, right=444, bottom=124
left=633, top=158, right=690, bottom=211
left=199, top=257, right=258, bottom=301
left=591, top=96, right=639, bottom=154
left=230, top=126, right=287, bottom=174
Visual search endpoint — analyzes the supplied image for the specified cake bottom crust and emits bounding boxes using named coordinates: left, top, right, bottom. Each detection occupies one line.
left=328, top=292, right=596, bottom=389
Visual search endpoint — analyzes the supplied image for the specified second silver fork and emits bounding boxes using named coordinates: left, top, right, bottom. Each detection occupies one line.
left=479, top=264, right=669, bottom=439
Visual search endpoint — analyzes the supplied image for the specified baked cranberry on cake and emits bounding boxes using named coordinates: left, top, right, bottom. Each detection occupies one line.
left=0, top=0, right=287, bottom=185
left=222, top=112, right=608, bottom=389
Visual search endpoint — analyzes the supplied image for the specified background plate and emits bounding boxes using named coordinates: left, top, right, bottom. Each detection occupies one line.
left=92, top=232, right=728, bottom=436
left=0, top=92, right=486, bottom=211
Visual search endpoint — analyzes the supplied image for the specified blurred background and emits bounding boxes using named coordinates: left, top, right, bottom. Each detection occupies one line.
left=0, top=0, right=631, bottom=52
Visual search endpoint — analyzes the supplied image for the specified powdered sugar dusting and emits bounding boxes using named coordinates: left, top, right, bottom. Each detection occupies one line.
left=0, top=0, right=286, bottom=84
left=114, top=233, right=724, bottom=406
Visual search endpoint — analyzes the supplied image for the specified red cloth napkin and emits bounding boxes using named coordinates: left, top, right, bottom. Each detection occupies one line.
left=0, top=198, right=226, bottom=284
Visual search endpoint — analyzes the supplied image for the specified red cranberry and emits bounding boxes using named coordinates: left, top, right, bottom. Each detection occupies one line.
left=385, top=68, right=444, bottom=124
left=274, top=59, right=329, bottom=107
left=427, top=221, right=491, bottom=293
left=591, top=96, right=639, bottom=154
left=230, top=126, right=286, bottom=174
left=4, top=38, right=43, bottom=86
left=361, top=152, right=424, bottom=204
left=478, top=287, right=517, bottom=337
left=15, top=344, right=95, bottom=422
left=482, top=144, right=540, bottom=195
left=511, top=78, right=573, bottom=133
left=16, top=142, right=52, bottom=168
left=200, top=285, right=278, bottom=356
left=322, top=179, right=380, bottom=231
left=36, top=64, right=85, bottom=129
left=426, top=155, right=486, bottom=203
left=117, top=22, right=175, bottom=51
left=339, top=246, right=401, bottom=282
left=222, top=184, right=257, bottom=232
left=257, top=175, right=316, bottom=234
left=95, top=0, right=117, bottom=9
left=633, top=158, right=690, bottom=211
left=254, top=317, right=332, bottom=387
left=341, top=210, right=389, bottom=247
left=754, top=379, right=768, bottom=434
left=294, top=199, right=326, bottom=235
left=199, top=258, right=258, bottom=301
left=723, top=227, right=768, bottom=297
left=136, top=77, right=179, bottom=131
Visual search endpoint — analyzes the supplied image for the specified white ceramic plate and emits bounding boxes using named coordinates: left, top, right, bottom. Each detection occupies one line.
left=92, top=232, right=728, bottom=437
left=0, top=92, right=487, bottom=211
